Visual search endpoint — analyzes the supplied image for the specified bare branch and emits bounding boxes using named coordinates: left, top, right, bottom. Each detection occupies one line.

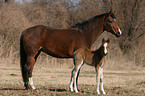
left=135, top=18, right=145, bottom=32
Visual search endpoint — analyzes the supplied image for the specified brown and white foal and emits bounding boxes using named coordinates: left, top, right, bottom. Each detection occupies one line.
left=69, top=38, right=110, bottom=94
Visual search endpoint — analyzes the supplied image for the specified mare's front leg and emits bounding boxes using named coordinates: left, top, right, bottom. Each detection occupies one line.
left=73, top=60, right=83, bottom=93
left=69, top=68, right=75, bottom=92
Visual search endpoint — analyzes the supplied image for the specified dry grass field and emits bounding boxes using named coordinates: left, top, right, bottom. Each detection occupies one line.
left=0, top=59, right=144, bottom=96
left=0, top=1, right=145, bottom=96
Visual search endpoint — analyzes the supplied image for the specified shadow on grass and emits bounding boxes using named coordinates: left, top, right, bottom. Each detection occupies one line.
left=49, top=88, right=67, bottom=92
left=48, top=88, right=90, bottom=93
left=0, top=88, right=25, bottom=90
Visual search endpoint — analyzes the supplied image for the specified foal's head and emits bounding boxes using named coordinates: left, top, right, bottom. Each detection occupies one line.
left=104, top=10, right=122, bottom=37
left=102, top=38, right=110, bottom=56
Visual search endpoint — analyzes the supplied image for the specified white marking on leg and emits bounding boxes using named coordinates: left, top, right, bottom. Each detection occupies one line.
left=103, top=43, right=108, bottom=54
left=70, top=69, right=74, bottom=92
left=29, top=77, right=36, bottom=90
left=70, top=78, right=74, bottom=91
left=74, top=72, right=79, bottom=93
left=74, top=60, right=83, bottom=93
left=100, top=68, right=106, bottom=94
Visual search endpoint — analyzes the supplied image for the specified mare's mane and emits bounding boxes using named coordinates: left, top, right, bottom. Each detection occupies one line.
left=71, top=12, right=116, bottom=30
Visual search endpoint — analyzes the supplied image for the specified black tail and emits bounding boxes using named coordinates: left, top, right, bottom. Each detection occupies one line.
left=20, top=32, right=29, bottom=89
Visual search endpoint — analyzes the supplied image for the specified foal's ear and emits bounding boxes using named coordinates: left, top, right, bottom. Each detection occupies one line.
left=107, top=39, right=110, bottom=43
left=102, top=38, right=105, bottom=43
left=109, top=10, right=112, bottom=13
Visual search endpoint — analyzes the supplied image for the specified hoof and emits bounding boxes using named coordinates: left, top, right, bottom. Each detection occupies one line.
left=25, top=86, right=30, bottom=90
left=69, top=88, right=74, bottom=92
left=31, top=86, right=36, bottom=90
left=75, top=89, right=80, bottom=93
left=24, top=83, right=30, bottom=90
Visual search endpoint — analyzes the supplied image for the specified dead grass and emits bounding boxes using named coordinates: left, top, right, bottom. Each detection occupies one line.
left=0, top=1, right=145, bottom=95
left=0, top=63, right=144, bottom=96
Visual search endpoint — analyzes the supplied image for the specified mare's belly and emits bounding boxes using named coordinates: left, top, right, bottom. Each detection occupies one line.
left=42, top=44, right=74, bottom=58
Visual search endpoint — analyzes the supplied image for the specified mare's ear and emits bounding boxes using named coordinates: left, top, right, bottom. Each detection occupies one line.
left=109, top=9, right=115, bottom=15
left=109, top=10, right=112, bottom=15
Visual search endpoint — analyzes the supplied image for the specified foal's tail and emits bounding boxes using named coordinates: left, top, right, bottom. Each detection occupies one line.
left=20, top=32, right=27, bottom=83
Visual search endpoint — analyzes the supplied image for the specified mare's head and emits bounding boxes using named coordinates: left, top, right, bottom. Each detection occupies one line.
left=102, top=38, right=110, bottom=56
left=104, top=10, right=122, bottom=37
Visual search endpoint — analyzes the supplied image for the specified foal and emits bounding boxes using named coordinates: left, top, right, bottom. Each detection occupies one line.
left=70, top=38, right=110, bottom=94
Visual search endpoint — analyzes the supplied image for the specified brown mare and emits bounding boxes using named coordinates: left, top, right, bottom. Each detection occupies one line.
left=20, top=11, right=122, bottom=89
left=70, top=38, right=110, bottom=94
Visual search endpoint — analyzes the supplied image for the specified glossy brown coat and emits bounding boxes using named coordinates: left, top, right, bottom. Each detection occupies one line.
left=20, top=11, right=121, bottom=89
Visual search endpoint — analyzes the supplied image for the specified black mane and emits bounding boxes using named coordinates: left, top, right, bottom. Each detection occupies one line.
left=71, top=12, right=116, bottom=30
left=110, top=13, right=116, bottom=19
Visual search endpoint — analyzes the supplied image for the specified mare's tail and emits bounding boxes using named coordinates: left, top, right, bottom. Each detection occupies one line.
left=20, top=32, right=29, bottom=89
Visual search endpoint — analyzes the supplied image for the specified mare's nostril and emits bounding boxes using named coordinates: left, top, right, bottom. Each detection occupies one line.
left=115, top=32, right=121, bottom=37
left=118, top=32, right=121, bottom=35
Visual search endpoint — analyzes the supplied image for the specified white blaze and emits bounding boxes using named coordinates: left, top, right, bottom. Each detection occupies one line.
left=114, top=19, right=122, bottom=35
left=103, top=43, right=108, bottom=54
left=118, top=28, right=122, bottom=35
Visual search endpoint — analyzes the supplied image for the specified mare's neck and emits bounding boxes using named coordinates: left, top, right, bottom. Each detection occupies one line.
left=82, top=16, right=105, bottom=48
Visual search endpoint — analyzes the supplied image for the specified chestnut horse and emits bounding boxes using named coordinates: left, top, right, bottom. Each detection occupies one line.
left=70, top=38, right=110, bottom=94
left=20, top=11, right=122, bottom=89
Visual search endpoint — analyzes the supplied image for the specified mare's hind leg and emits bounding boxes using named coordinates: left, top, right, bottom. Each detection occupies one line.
left=26, top=56, right=36, bottom=90
left=23, top=62, right=30, bottom=89
left=27, top=49, right=41, bottom=89
left=24, top=47, right=41, bottom=90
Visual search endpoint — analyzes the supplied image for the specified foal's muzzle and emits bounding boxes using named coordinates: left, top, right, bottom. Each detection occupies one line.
left=104, top=53, right=108, bottom=56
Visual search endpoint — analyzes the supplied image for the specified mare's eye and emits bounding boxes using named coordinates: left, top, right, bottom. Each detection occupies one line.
left=108, top=20, right=112, bottom=23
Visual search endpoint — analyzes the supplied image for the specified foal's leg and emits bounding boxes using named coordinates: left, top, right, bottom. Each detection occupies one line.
left=100, top=68, right=106, bottom=94
left=73, top=60, right=83, bottom=93
left=95, top=66, right=101, bottom=94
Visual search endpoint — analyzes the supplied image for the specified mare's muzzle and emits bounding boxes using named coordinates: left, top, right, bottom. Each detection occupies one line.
left=115, top=32, right=121, bottom=37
